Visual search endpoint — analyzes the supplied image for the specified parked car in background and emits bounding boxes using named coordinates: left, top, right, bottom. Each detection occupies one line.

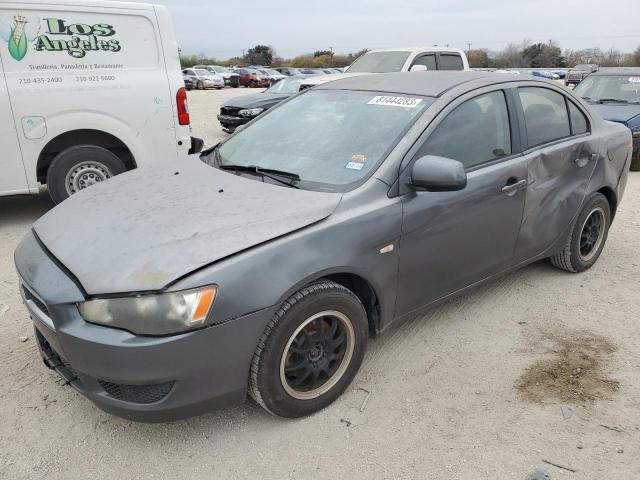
left=552, top=70, right=568, bottom=79
left=0, top=0, right=201, bottom=204
left=574, top=69, right=640, bottom=170
left=182, top=68, right=224, bottom=90
left=235, top=68, right=271, bottom=88
left=299, top=47, right=470, bottom=91
left=194, top=65, right=240, bottom=87
left=531, top=70, right=560, bottom=80
left=217, top=77, right=306, bottom=133
left=277, top=67, right=306, bottom=76
left=183, top=74, right=196, bottom=91
left=16, top=72, right=632, bottom=422
left=256, top=68, right=287, bottom=84
left=566, top=64, right=599, bottom=87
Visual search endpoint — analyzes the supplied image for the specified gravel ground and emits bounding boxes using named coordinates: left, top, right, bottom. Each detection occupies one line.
left=1, top=87, right=639, bottom=479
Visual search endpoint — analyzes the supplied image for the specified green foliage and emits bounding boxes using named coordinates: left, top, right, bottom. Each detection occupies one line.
left=244, top=45, right=273, bottom=66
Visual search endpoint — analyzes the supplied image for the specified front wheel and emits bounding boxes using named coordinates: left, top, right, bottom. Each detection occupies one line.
left=249, top=280, right=368, bottom=418
left=549, top=193, right=611, bottom=272
left=197, top=81, right=204, bottom=90
left=46, top=145, right=126, bottom=204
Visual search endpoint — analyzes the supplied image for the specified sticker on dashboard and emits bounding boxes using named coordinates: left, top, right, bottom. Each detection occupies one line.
left=368, top=96, right=423, bottom=108
left=628, top=77, right=640, bottom=83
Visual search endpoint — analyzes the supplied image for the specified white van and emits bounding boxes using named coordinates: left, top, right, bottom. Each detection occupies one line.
left=0, top=0, right=201, bottom=203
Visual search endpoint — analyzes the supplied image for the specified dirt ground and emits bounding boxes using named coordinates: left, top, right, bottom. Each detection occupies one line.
left=1, top=88, right=639, bottom=479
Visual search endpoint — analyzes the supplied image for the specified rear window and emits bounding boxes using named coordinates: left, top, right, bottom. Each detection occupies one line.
left=438, top=54, right=464, bottom=71
left=347, top=51, right=411, bottom=73
left=519, top=87, right=571, bottom=148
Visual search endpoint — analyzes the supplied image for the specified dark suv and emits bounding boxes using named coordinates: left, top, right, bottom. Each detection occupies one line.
left=566, top=64, right=599, bottom=87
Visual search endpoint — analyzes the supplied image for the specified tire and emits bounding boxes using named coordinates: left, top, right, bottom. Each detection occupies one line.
left=197, top=81, right=204, bottom=90
left=249, top=280, right=368, bottom=418
left=232, top=85, right=239, bottom=88
left=549, top=193, right=611, bottom=273
left=630, top=151, right=640, bottom=172
left=46, top=145, right=126, bottom=204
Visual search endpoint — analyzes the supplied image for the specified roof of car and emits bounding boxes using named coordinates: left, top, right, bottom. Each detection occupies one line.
left=315, top=71, right=554, bottom=97
left=591, top=68, right=640, bottom=76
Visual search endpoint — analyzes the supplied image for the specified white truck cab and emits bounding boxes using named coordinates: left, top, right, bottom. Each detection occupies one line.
left=0, top=0, right=201, bottom=203
left=299, top=47, right=470, bottom=90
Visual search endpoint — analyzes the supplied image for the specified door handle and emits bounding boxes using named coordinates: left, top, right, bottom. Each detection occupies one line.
left=501, top=179, right=527, bottom=195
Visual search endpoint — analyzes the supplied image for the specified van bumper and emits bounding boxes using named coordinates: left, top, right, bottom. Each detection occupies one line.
left=189, top=136, right=204, bottom=155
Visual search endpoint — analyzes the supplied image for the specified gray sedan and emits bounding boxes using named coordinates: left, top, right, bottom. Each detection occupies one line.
left=15, top=72, right=632, bottom=422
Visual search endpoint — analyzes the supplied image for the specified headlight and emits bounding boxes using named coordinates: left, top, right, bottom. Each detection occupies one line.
left=239, top=108, right=265, bottom=117
left=78, top=285, right=217, bottom=336
left=630, top=126, right=640, bottom=138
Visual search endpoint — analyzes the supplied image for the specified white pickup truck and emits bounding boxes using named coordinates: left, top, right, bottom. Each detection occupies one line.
left=299, top=47, right=470, bottom=90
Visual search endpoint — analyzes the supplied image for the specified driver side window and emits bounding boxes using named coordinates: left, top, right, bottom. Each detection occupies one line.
left=416, top=91, right=512, bottom=169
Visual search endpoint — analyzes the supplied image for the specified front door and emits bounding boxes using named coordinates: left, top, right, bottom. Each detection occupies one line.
left=396, top=89, right=527, bottom=318
left=0, top=56, right=27, bottom=196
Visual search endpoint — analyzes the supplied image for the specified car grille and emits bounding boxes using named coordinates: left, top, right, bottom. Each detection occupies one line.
left=220, top=106, right=242, bottom=117
left=22, top=285, right=50, bottom=317
left=98, top=380, right=174, bottom=404
left=34, top=329, right=83, bottom=386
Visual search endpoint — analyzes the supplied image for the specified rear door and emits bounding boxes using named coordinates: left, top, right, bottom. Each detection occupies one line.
left=513, top=86, right=599, bottom=262
left=0, top=55, right=28, bottom=195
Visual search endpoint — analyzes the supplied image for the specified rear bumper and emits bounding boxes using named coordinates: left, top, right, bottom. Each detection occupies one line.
left=15, top=231, right=274, bottom=422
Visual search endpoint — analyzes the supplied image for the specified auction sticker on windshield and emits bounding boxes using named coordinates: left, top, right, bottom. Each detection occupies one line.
left=368, top=96, right=423, bottom=108
left=629, top=77, right=640, bottom=83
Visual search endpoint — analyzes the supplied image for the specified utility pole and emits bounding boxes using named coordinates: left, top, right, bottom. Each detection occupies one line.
left=329, top=46, right=334, bottom=67
left=466, top=42, right=472, bottom=53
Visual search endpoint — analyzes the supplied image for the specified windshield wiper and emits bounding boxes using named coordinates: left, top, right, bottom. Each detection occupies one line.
left=219, top=164, right=300, bottom=189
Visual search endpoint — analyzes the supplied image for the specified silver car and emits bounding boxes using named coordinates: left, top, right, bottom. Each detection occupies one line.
left=15, top=72, right=632, bottom=422
left=182, top=68, right=224, bottom=90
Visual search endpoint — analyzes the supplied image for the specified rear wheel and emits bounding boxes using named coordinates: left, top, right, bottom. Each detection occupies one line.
left=249, top=280, right=368, bottom=418
left=549, top=193, right=611, bottom=272
left=46, top=145, right=126, bottom=204
left=197, top=81, right=204, bottom=90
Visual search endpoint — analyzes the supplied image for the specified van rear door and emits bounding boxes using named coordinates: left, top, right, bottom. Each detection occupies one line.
left=0, top=56, right=29, bottom=196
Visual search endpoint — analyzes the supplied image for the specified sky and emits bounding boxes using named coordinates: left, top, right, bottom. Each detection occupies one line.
left=149, top=0, right=640, bottom=59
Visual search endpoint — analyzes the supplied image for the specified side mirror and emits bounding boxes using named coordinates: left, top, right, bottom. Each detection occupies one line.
left=409, top=65, right=428, bottom=72
left=407, top=155, right=467, bottom=192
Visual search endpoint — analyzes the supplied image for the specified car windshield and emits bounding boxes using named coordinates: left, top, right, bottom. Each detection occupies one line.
left=264, top=69, right=281, bottom=75
left=573, top=64, right=594, bottom=71
left=195, top=69, right=210, bottom=76
left=347, top=51, right=411, bottom=73
left=574, top=75, right=640, bottom=103
left=211, top=90, right=430, bottom=191
left=214, top=66, right=231, bottom=73
left=265, top=77, right=304, bottom=94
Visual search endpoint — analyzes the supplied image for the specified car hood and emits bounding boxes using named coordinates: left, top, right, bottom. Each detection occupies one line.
left=223, top=92, right=291, bottom=109
left=33, top=158, right=342, bottom=295
left=588, top=103, right=640, bottom=124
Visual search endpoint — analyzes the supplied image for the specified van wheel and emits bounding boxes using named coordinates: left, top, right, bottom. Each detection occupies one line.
left=249, top=280, right=368, bottom=418
left=631, top=151, right=640, bottom=171
left=549, top=193, right=611, bottom=273
left=46, top=145, right=126, bottom=204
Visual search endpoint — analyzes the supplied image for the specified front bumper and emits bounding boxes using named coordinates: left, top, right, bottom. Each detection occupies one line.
left=15, top=231, right=274, bottom=422
left=217, top=114, right=250, bottom=133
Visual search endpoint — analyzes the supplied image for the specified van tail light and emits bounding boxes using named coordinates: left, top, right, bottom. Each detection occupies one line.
left=176, top=87, right=190, bottom=126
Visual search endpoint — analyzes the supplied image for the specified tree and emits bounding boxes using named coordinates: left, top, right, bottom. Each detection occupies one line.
left=244, top=45, right=274, bottom=66
left=522, top=42, right=565, bottom=68
left=466, top=49, right=491, bottom=68
left=313, top=50, right=332, bottom=58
